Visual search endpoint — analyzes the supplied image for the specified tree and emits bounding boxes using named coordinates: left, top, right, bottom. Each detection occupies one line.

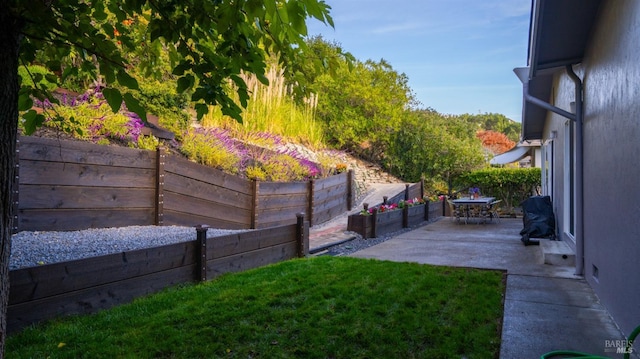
left=457, top=112, right=521, bottom=143
left=476, top=130, right=516, bottom=155
left=0, top=0, right=334, bottom=355
left=386, top=109, right=485, bottom=193
left=312, top=52, right=417, bottom=162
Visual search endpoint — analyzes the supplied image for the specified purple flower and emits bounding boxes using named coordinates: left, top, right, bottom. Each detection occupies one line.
left=125, top=112, right=144, bottom=142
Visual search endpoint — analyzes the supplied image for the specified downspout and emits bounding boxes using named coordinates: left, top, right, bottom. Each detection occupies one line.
left=566, top=64, right=584, bottom=276
left=522, top=85, right=576, bottom=122
left=520, top=65, right=584, bottom=276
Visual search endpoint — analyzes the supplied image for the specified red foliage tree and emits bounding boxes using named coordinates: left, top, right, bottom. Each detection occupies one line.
left=476, top=130, right=515, bottom=155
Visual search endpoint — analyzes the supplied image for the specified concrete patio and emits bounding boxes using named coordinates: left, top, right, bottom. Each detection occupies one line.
left=339, top=217, right=630, bottom=358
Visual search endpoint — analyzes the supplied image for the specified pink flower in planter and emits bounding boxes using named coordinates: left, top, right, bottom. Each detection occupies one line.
left=377, top=203, right=398, bottom=213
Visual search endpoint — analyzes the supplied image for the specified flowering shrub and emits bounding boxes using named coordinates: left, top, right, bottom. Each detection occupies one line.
left=28, top=87, right=339, bottom=183
left=259, top=154, right=310, bottom=182
left=360, top=203, right=398, bottom=215
left=314, top=150, right=349, bottom=177
left=359, top=197, right=428, bottom=216
left=239, top=132, right=324, bottom=180
left=242, top=131, right=283, bottom=148
left=398, top=197, right=427, bottom=208
left=180, top=128, right=245, bottom=174
left=33, top=89, right=153, bottom=147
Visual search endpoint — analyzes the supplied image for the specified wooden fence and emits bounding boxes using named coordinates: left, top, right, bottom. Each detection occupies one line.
left=14, top=136, right=355, bottom=232
left=8, top=215, right=309, bottom=333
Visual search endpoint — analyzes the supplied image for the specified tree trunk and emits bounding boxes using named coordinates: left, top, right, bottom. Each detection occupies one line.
left=0, top=5, right=22, bottom=357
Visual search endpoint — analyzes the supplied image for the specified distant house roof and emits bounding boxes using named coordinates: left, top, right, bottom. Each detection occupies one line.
left=490, top=145, right=530, bottom=165
left=518, top=0, right=602, bottom=141
left=490, top=140, right=541, bottom=165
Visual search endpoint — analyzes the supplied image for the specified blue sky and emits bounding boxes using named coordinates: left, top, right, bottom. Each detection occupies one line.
left=306, top=0, right=532, bottom=122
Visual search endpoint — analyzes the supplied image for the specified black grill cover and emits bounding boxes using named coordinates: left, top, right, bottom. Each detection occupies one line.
left=520, top=196, right=556, bottom=245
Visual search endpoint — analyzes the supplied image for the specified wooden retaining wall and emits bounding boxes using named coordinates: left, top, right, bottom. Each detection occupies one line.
left=16, top=136, right=157, bottom=231
left=15, top=136, right=356, bottom=232
left=7, top=216, right=309, bottom=333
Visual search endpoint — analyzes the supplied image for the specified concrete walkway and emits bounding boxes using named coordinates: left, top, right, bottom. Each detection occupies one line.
left=314, top=217, right=630, bottom=358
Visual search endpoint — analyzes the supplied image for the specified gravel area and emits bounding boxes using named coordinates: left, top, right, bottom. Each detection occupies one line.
left=9, top=220, right=434, bottom=270
left=9, top=184, right=424, bottom=270
left=9, top=226, right=249, bottom=270
left=322, top=220, right=434, bottom=256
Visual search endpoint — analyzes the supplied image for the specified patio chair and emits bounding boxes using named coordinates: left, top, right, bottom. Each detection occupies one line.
left=447, top=199, right=463, bottom=223
left=469, top=204, right=485, bottom=224
left=487, top=200, right=502, bottom=223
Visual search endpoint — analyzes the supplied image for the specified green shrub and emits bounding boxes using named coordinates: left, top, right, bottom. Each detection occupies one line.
left=50, top=95, right=142, bottom=144
left=180, top=130, right=241, bottom=174
left=135, top=135, right=160, bottom=150
left=458, top=168, right=541, bottom=212
left=245, top=165, right=267, bottom=181
left=315, top=151, right=348, bottom=177
left=126, top=79, right=190, bottom=138
left=260, top=154, right=309, bottom=182
left=18, top=65, right=58, bottom=91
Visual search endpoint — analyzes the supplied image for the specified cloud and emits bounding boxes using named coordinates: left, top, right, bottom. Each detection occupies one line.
left=370, top=22, right=426, bottom=34
left=487, top=1, right=531, bottom=18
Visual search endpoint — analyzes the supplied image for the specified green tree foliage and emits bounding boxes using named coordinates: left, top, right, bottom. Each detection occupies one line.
left=457, top=112, right=521, bottom=142
left=1, top=1, right=335, bottom=355
left=17, top=65, right=57, bottom=92
left=387, top=109, right=486, bottom=191
left=312, top=52, right=417, bottom=162
left=18, top=0, right=334, bottom=128
left=295, top=36, right=355, bottom=95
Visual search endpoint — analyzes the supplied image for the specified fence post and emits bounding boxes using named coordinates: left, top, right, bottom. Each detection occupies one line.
left=251, top=179, right=258, bottom=229
left=296, top=213, right=308, bottom=258
left=195, top=225, right=209, bottom=282
left=155, top=146, right=166, bottom=226
left=442, top=196, right=446, bottom=217
left=402, top=205, right=409, bottom=228
left=371, top=208, right=378, bottom=238
left=425, top=201, right=430, bottom=221
left=12, top=138, right=20, bottom=234
left=308, top=179, right=315, bottom=227
left=361, top=203, right=370, bottom=239
left=347, top=169, right=354, bottom=210
left=420, top=177, right=425, bottom=199
left=383, top=196, right=388, bottom=205
left=404, top=184, right=410, bottom=201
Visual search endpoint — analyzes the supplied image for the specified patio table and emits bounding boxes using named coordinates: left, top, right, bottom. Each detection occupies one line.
left=452, top=197, right=496, bottom=224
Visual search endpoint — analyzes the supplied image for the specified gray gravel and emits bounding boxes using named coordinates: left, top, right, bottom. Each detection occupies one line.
left=9, top=226, right=249, bottom=270
left=322, top=220, right=433, bottom=257
left=9, top=219, right=436, bottom=270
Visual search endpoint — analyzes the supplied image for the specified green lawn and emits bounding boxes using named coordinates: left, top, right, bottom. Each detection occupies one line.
left=7, top=256, right=505, bottom=358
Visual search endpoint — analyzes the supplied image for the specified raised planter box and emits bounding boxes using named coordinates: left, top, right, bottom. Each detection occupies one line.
left=347, top=202, right=429, bottom=238
left=406, top=203, right=428, bottom=227
left=347, top=213, right=374, bottom=239
left=376, top=207, right=405, bottom=236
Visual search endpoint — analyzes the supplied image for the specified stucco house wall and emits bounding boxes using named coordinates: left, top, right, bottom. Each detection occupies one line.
left=542, top=0, right=640, bottom=335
